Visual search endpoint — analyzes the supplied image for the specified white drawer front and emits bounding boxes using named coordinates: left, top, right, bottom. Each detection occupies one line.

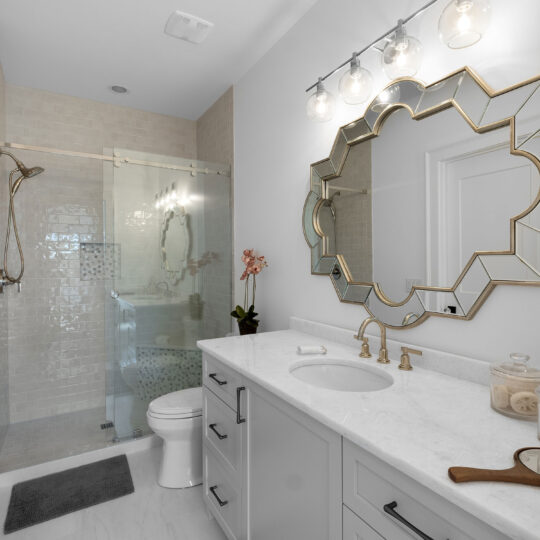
left=343, top=440, right=475, bottom=540
left=203, top=353, right=243, bottom=411
left=204, top=448, right=242, bottom=540
left=343, top=505, right=384, bottom=540
left=203, top=386, right=243, bottom=476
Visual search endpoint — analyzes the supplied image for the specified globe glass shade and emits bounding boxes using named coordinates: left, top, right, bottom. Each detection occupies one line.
left=306, top=86, right=336, bottom=122
left=439, top=0, right=491, bottom=49
left=339, top=65, right=373, bottom=105
left=382, top=34, right=423, bottom=79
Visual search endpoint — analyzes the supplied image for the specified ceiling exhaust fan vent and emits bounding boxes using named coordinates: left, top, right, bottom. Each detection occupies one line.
left=164, top=11, right=214, bottom=44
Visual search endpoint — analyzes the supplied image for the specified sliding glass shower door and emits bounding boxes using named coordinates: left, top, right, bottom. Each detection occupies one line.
left=105, top=149, right=232, bottom=440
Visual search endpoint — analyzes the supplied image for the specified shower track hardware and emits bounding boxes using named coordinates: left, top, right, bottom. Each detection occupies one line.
left=0, top=142, right=231, bottom=178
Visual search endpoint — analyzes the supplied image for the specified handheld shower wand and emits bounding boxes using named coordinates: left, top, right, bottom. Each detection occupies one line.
left=0, top=149, right=45, bottom=289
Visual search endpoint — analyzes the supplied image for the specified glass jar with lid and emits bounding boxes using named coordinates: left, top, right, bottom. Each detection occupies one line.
left=490, top=353, right=540, bottom=421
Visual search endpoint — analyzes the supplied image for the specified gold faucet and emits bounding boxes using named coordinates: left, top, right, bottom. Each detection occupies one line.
left=399, top=347, right=422, bottom=370
left=354, top=317, right=389, bottom=364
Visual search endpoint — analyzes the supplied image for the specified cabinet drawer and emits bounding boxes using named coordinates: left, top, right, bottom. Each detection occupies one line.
left=344, top=440, right=475, bottom=540
left=204, top=448, right=242, bottom=540
left=343, top=505, right=383, bottom=540
left=203, top=386, right=243, bottom=476
left=203, top=353, right=243, bottom=411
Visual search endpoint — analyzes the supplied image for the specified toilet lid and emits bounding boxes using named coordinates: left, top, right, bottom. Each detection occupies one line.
left=148, top=387, right=202, bottom=417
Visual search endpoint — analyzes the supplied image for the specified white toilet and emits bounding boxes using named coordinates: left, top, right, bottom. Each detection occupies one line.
left=146, top=387, right=203, bottom=488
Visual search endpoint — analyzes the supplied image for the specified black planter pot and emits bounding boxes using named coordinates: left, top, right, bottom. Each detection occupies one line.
left=238, top=320, right=257, bottom=335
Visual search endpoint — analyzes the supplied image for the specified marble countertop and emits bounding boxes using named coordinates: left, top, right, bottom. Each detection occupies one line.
left=198, top=327, right=540, bottom=540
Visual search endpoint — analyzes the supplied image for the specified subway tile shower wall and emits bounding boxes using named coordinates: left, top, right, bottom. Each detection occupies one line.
left=6, top=158, right=107, bottom=422
left=4, top=84, right=199, bottom=423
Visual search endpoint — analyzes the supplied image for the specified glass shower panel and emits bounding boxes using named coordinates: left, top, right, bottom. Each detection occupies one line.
left=105, top=149, right=231, bottom=440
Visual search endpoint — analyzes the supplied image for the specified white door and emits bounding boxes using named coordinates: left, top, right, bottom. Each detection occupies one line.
left=430, top=143, right=539, bottom=311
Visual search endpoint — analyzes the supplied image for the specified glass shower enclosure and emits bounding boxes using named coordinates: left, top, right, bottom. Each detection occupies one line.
left=104, top=149, right=232, bottom=441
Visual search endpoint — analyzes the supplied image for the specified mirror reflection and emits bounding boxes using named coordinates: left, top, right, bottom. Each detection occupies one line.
left=161, top=206, right=191, bottom=280
left=318, top=98, right=540, bottom=305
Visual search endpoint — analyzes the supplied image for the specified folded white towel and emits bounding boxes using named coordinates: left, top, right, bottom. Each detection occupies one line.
left=296, top=345, right=327, bottom=355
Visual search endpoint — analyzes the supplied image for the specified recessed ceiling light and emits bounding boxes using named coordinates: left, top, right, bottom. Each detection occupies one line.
left=164, top=11, right=214, bottom=44
left=111, top=85, right=128, bottom=94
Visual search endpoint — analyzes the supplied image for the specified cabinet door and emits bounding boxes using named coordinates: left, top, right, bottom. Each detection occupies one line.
left=343, top=505, right=384, bottom=540
left=244, top=382, right=342, bottom=540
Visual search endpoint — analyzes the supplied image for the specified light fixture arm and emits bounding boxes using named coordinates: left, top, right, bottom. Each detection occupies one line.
left=305, top=0, right=438, bottom=93
left=395, top=19, right=406, bottom=41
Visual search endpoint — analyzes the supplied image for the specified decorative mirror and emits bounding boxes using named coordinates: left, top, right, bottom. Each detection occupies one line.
left=160, top=206, right=191, bottom=284
left=303, top=67, right=540, bottom=328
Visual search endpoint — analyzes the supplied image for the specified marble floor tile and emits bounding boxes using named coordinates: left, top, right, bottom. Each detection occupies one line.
left=0, top=446, right=226, bottom=540
left=0, top=408, right=111, bottom=473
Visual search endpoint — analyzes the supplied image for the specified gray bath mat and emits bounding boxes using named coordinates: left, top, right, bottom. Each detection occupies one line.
left=4, top=454, right=134, bottom=534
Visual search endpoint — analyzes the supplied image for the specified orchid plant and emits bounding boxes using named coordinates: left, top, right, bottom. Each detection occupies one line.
left=231, top=249, right=268, bottom=333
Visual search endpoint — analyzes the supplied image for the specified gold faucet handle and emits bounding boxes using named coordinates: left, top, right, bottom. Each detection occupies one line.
left=359, top=337, right=372, bottom=358
left=399, top=347, right=422, bottom=370
left=401, top=347, right=422, bottom=356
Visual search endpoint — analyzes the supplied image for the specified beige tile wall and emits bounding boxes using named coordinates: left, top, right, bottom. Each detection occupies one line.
left=5, top=85, right=198, bottom=423
left=197, top=87, right=234, bottom=166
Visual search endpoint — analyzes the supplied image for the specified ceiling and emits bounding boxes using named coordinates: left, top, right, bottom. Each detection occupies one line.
left=0, top=0, right=318, bottom=120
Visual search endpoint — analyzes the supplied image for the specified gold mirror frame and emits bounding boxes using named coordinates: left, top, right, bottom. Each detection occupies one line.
left=303, top=67, right=540, bottom=329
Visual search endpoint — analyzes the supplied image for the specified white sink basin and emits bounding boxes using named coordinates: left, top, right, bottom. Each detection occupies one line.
left=290, top=359, right=393, bottom=392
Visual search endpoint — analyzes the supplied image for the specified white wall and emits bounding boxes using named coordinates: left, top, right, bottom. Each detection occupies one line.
left=234, top=0, right=540, bottom=364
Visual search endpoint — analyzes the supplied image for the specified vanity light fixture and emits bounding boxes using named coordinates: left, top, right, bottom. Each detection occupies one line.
left=305, top=0, right=456, bottom=122
left=338, top=52, right=373, bottom=104
left=306, top=78, right=336, bottom=122
left=381, top=20, right=423, bottom=79
left=438, top=0, right=491, bottom=49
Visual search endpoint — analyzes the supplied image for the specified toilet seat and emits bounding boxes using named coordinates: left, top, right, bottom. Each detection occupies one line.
left=148, top=387, right=202, bottom=420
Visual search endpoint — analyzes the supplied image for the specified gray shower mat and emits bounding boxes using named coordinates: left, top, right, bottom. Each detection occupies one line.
left=4, top=454, right=134, bottom=534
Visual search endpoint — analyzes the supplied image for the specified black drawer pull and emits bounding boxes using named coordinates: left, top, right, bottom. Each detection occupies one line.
left=236, top=386, right=246, bottom=424
left=209, top=373, right=227, bottom=386
left=209, top=485, right=228, bottom=507
left=383, top=501, right=434, bottom=540
left=209, top=423, right=228, bottom=440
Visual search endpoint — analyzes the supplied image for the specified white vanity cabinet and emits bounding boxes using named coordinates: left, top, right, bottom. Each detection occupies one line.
left=244, top=377, right=342, bottom=539
left=342, top=441, right=509, bottom=540
left=202, top=353, right=511, bottom=540
left=202, top=352, right=342, bottom=540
